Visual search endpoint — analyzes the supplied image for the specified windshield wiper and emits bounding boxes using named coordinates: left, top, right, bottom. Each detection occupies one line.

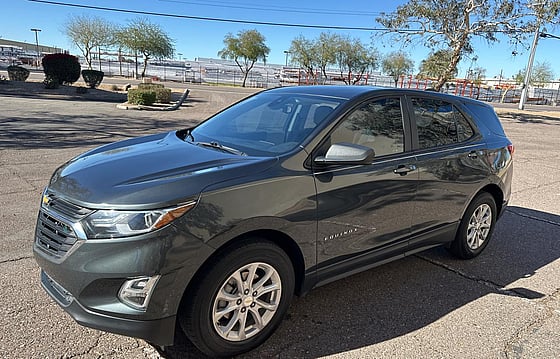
left=195, top=141, right=246, bottom=156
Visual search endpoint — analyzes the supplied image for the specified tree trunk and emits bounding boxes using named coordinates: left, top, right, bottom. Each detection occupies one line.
left=85, top=48, right=92, bottom=70
left=118, top=48, right=122, bottom=76
left=141, top=57, right=149, bottom=78
left=434, top=49, right=462, bottom=91
left=135, top=51, right=139, bottom=79
left=241, top=71, right=248, bottom=87
left=434, top=22, right=469, bottom=91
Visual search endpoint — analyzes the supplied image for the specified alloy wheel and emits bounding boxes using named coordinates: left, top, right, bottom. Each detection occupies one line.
left=212, top=262, right=282, bottom=341
left=466, top=203, right=492, bottom=250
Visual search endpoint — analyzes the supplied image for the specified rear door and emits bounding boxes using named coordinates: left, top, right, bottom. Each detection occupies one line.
left=406, top=96, right=490, bottom=248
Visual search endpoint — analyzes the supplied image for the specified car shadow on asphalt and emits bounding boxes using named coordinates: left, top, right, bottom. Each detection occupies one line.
left=156, top=206, right=559, bottom=358
left=0, top=86, right=127, bottom=103
left=0, top=113, right=200, bottom=149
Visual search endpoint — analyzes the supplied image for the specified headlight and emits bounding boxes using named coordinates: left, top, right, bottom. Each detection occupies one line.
left=81, top=201, right=196, bottom=239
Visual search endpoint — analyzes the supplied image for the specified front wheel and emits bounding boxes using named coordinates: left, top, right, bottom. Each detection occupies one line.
left=180, top=240, right=295, bottom=357
left=448, top=192, right=497, bottom=259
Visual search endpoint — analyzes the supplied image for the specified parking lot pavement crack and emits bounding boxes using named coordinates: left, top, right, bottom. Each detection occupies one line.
left=65, top=332, right=104, bottom=358
left=503, top=313, right=549, bottom=359
left=0, top=255, right=33, bottom=264
left=5, top=164, right=41, bottom=192
left=503, top=290, right=559, bottom=359
left=415, top=254, right=534, bottom=300
left=505, top=207, right=560, bottom=227
left=511, top=180, right=560, bottom=198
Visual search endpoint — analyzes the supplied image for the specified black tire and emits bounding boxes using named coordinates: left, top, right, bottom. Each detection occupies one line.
left=448, top=192, right=497, bottom=259
left=180, top=239, right=295, bottom=357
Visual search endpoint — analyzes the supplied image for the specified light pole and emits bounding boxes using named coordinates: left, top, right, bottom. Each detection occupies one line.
left=518, top=22, right=541, bottom=110
left=30, top=28, right=41, bottom=68
left=283, top=50, right=290, bottom=67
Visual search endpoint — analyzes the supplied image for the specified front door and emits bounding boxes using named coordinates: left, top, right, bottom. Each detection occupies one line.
left=313, top=96, right=418, bottom=277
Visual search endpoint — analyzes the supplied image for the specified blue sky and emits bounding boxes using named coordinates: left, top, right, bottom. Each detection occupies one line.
left=2, top=0, right=559, bottom=79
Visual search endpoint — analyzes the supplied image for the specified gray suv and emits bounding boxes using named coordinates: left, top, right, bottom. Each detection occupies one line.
left=34, top=86, right=513, bottom=356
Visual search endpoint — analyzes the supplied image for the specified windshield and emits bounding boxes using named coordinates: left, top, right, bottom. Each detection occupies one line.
left=189, top=92, right=345, bottom=156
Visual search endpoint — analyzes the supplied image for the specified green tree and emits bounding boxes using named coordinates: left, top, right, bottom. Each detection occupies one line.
left=377, top=0, right=560, bottom=91
left=468, top=66, right=486, bottom=85
left=315, top=32, right=340, bottom=83
left=513, top=69, right=525, bottom=85
left=117, top=18, right=174, bottom=78
left=335, top=36, right=379, bottom=85
left=418, top=50, right=457, bottom=80
left=64, top=15, right=116, bottom=70
left=289, top=35, right=318, bottom=83
left=218, top=29, right=269, bottom=87
left=289, top=32, right=342, bottom=84
left=382, top=52, right=414, bottom=87
left=515, top=61, right=554, bottom=87
left=532, top=61, right=554, bottom=87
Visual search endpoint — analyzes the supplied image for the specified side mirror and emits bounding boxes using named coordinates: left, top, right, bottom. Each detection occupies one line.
left=314, top=142, right=375, bottom=165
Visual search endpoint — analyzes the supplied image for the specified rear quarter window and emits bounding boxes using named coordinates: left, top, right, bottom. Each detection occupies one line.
left=463, top=102, right=506, bottom=137
left=411, top=97, right=475, bottom=149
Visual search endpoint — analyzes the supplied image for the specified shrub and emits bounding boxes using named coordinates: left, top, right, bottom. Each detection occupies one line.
left=110, top=84, right=119, bottom=91
left=138, top=83, right=165, bottom=90
left=81, top=69, right=104, bottom=89
left=136, top=83, right=171, bottom=103
left=153, top=88, right=172, bottom=103
left=127, top=89, right=156, bottom=105
left=7, top=65, right=30, bottom=81
left=42, top=53, right=81, bottom=85
left=43, top=75, right=59, bottom=89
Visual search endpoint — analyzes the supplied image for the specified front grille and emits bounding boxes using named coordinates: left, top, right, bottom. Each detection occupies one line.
left=43, top=193, right=93, bottom=220
left=36, top=211, right=78, bottom=258
left=36, top=192, right=93, bottom=258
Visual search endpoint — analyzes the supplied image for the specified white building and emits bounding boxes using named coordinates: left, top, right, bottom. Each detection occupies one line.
left=0, top=44, right=24, bottom=62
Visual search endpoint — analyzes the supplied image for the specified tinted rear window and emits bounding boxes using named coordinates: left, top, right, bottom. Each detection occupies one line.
left=411, top=98, right=474, bottom=149
left=463, top=102, right=506, bottom=137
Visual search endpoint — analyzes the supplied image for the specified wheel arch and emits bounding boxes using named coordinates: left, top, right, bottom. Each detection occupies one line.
left=178, top=229, right=306, bottom=314
left=477, top=183, right=504, bottom=216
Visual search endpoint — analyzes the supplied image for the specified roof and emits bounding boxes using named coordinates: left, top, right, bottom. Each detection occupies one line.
left=264, top=85, right=490, bottom=107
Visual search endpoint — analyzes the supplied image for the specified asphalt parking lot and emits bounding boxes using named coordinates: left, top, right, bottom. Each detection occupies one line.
left=0, top=83, right=559, bottom=358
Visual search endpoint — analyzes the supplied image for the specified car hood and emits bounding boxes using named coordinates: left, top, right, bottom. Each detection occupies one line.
left=48, top=131, right=277, bottom=209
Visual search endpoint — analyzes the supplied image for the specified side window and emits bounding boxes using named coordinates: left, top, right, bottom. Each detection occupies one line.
left=330, top=98, right=405, bottom=157
left=411, top=98, right=474, bottom=149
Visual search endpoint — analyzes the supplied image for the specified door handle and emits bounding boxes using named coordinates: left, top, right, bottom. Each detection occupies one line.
left=393, top=164, right=417, bottom=176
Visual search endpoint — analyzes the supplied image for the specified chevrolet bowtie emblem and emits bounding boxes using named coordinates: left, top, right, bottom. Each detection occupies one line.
left=42, top=194, right=51, bottom=206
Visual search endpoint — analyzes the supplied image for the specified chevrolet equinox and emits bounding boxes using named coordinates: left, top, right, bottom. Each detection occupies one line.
left=34, top=86, right=513, bottom=356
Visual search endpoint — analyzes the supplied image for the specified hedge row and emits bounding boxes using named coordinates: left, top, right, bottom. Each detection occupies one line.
left=127, top=89, right=157, bottom=105
left=127, top=87, right=171, bottom=105
left=138, top=83, right=164, bottom=90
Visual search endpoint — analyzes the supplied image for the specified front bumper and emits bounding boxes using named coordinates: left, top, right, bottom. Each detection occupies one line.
left=40, top=270, right=176, bottom=345
left=33, top=208, right=215, bottom=346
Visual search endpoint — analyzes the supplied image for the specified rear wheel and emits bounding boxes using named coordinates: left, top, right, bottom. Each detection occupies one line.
left=448, top=192, right=497, bottom=259
left=180, top=240, right=294, bottom=357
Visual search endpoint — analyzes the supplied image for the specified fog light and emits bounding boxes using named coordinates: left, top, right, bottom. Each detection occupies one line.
left=118, top=275, right=160, bottom=311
